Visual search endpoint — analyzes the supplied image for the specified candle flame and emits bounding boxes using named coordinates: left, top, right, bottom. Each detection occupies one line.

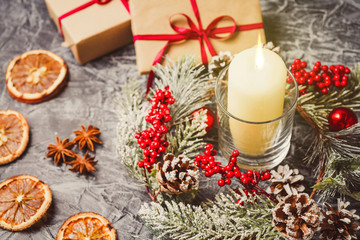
left=255, top=34, right=264, bottom=69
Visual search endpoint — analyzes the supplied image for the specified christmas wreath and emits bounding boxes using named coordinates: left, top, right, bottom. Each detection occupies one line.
left=115, top=44, right=360, bottom=239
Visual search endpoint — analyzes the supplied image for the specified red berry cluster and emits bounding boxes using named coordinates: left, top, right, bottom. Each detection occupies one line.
left=134, top=87, right=175, bottom=171
left=289, top=59, right=351, bottom=96
left=194, top=144, right=271, bottom=187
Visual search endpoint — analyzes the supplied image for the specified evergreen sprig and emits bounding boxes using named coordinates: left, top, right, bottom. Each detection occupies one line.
left=152, top=56, right=213, bottom=125
left=115, top=79, right=149, bottom=184
left=312, top=148, right=360, bottom=201
left=115, top=56, right=211, bottom=188
left=139, top=190, right=281, bottom=240
left=166, top=109, right=208, bottom=159
left=297, top=63, right=360, bottom=201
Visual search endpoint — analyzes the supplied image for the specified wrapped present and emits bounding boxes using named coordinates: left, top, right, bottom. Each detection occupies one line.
left=130, top=0, right=266, bottom=75
left=45, top=0, right=132, bottom=64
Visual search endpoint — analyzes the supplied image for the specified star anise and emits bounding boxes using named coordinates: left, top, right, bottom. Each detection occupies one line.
left=73, top=125, right=102, bottom=151
left=46, top=137, right=75, bottom=165
left=68, top=151, right=97, bottom=174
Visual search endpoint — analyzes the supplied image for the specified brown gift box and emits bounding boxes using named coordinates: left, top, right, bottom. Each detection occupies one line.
left=45, top=0, right=132, bottom=64
left=130, top=0, right=265, bottom=74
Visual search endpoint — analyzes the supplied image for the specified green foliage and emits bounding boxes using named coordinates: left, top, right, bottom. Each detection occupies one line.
left=115, top=56, right=211, bottom=187
left=297, top=63, right=360, bottom=201
left=152, top=56, right=213, bottom=125
left=166, top=109, right=208, bottom=159
left=139, top=190, right=281, bottom=240
left=312, top=151, right=360, bottom=201
left=313, top=177, right=360, bottom=202
left=115, top=79, right=149, bottom=184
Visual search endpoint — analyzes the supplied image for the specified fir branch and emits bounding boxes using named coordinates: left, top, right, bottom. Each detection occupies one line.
left=312, top=150, right=360, bottom=201
left=313, top=176, right=360, bottom=202
left=166, top=109, right=208, bottom=159
left=297, top=63, right=360, bottom=201
left=152, top=56, right=213, bottom=125
left=325, top=124, right=360, bottom=156
left=308, top=124, right=360, bottom=201
left=115, top=79, right=149, bottom=185
left=139, top=190, right=281, bottom=240
left=115, top=59, right=212, bottom=189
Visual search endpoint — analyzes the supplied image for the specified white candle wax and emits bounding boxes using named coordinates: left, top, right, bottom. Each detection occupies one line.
left=227, top=47, right=287, bottom=156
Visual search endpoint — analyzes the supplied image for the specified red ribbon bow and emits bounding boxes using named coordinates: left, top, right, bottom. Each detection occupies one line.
left=58, top=0, right=130, bottom=38
left=133, top=0, right=263, bottom=93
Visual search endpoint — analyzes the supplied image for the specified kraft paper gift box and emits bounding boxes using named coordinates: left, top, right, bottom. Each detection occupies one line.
left=45, top=0, right=132, bottom=64
left=130, top=0, right=266, bottom=74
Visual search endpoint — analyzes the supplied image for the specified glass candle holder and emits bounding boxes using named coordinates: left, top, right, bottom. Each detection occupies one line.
left=215, top=66, right=298, bottom=170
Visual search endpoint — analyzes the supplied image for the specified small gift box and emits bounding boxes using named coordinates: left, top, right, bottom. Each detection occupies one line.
left=130, top=0, right=265, bottom=74
left=45, top=0, right=132, bottom=64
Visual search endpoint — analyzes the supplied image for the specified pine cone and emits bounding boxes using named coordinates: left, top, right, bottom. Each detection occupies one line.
left=262, top=41, right=280, bottom=54
left=156, top=154, right=199, bottom=194
left=208, top=51, right=233, bottom=79
left=273, top=193, right=320, bottom=240
left=267, top=164, right=305, bottom=198
left=320, top=199, right=360, bottom=240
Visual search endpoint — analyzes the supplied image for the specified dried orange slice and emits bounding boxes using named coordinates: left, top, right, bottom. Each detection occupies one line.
left=5, top=49, right=68, bottom=104
left=56, top=212, right=116, bottom=240
left=0, top=175, right=52, bottom=231
left=0, top=110, right=29, bottom=165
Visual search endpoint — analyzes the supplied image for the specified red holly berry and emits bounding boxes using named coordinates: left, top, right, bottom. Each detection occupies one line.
left=246, top=170, right=253, bottom=177
left=321, top=88, right=328, bottom=94
left=225, top=178, right=231, bottom=185
left=137, top=161, right=144, bottom=168
left=234, top=170, right=241, bottom=178
left=225, top=165, right=232, bottom=171
left=290, top=59, right=351, bottom=95
left=242, top=177, right=250, bottom=184
left=227, top=171, right=234, bottom=178
left=263, top=172, right=271, bottom=180
left=158, top=146, right=166, bottom=152
left=232, top=150, right=239, bottom=157
left=204, top=149, right=212, bottom=156
left=135, top=87, right=174, bottom=169
left=218, top=179, right=225, bottom=187
left=143, top=149, right=150, bottom=156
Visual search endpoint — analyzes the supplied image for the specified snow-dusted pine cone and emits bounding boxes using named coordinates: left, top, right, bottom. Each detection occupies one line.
left=267, top=164, right=305, bottom=198
left=262, top=41, right=280, bottom=54
left=320, top=199, right=360, bottom=240
left=156, top=154, right=199, bottom=194
left=273, top=193, right=320, bottom=240
left=208, top=51, right=233, bottom=79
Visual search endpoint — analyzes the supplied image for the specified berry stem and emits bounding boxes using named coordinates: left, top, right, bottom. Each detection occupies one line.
left=309, top=155, right=326, bottom=199
left=143, top=168, right=157, bottom=202
left=296, top=103, right=322, bottom=136
left=252, top=184, right=279, bottom=204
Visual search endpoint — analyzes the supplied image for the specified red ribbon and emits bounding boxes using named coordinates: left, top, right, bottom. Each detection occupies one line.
left=58, top=0, right=130, bottom=38
left=133, top=0, right=264, bottom=93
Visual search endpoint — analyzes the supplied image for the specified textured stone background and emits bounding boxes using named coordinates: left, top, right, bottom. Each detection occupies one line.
left=0, top=0, right=359, bottom=239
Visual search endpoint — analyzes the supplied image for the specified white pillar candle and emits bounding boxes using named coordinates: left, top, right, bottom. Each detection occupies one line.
left=227, top=46, right=287, bottom=156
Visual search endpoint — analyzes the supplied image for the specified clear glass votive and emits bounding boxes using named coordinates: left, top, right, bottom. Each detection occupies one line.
left=215, top=66, right=298, bottom=170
